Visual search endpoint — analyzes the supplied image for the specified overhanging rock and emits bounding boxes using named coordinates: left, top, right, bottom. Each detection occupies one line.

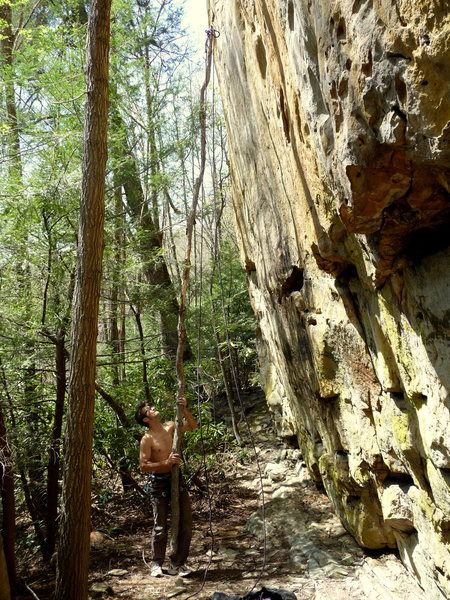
left=208, top=0, right=450, bottom=598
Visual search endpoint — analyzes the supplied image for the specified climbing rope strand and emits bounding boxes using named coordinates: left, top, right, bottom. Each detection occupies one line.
left=172, top=27, right=217, bottom=598
left=214, top=215, right=268, bottom=594
left=184, top=186, right=217, bottom=600
left=209, top=49, right=268, bottom=592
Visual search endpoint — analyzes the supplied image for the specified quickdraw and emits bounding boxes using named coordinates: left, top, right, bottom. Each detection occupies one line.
left=205, top=27, right=220, bottom=38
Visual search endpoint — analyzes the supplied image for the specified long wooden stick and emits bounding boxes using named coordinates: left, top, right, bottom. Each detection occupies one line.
left=170, top=29, right=216, bottom=559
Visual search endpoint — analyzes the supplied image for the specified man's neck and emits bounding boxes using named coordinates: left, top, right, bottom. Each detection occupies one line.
left=147, top=418, right=164, bottom=432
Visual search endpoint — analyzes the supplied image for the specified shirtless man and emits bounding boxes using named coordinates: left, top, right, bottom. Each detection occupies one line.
left=135, top=398, right=197, bottom=577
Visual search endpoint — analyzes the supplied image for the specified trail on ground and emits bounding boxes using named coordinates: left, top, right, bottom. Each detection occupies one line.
left=23, top=392, right=425, bottom=600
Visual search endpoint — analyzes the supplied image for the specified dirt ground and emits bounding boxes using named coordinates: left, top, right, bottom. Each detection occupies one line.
left=20, top=396, right=427, bottom=600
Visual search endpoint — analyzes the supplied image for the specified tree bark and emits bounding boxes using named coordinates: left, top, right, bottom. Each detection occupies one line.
left=0, top=401, right=16, bottom=595
left=0, top=534, right=11, bottom=600
left=55, top=1, right=111, bottom=598
left=44, top=330, right=67, bottom=562
left=0, top=0, right=21, bottom=180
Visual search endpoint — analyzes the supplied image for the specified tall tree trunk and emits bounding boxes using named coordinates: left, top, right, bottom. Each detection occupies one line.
left=0, top=0, right=21, bottom=181
left=55, top=1, right=111, bottom=598
left=110, top=172, right=126, bottom=385
left=110, top=104, right=187, bottom=358
left=40, top=270, right=74, bottom=562
left=0, top=400, right=16, bottom=595
left=44, top=329, right=67, bottom=562
left=0, top=534, right=11, bottom=600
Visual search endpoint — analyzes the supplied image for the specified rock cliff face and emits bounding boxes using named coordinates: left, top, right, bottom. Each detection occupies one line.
left=208, top=1, right=450, bottom=597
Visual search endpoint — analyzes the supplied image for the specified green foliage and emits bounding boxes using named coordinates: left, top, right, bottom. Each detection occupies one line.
left=182, top=404, right=235, bottom=479
left=0, top=0, right=259, bottom=562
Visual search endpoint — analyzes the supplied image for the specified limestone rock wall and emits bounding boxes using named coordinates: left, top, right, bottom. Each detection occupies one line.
left=208, top=1, right=450, bottom=597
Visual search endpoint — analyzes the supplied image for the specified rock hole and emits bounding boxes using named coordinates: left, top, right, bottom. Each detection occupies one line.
left=392, top=104, right=407, bottom=121
left=395, top=75, right=407, bottom=104
left=345, top=58, right=352, bottom=70
left=404, top=222, right=450, bottom=263
left=338, top=75, right=348, bottom=97
left=438, top=520, right=450, bottom=540
left=362, top=50, right=372, bottom=76
left=279, top=86, right=291, bottom=143
left=336, top=450, right=348, bottom=459
left=288, top=0, right=294, bottom=30
left=421, top=80, right=429, bottom=86
left=330, top=80, right=338, bottom=100
left=294, top=98, right=304, bottom=142
left=346, top=495, right=361, bottom=506
left=412, top=392, right=427, bottom=405
left=336, top=263, right=357, bottom=282
left=281, top=266, right=304, bottom=296
left=255, top=36, right=267, bottom=79
left=384, top=474, right=414, bottom=487
left=387, top=52, right=410, bottom=60
left=335, top=108, right=343, bottom=133
left=285, top=434, right=299, bottom=448
left=391, top=392, right=409, bottom=412
left=336, top=17, right=346, bottom=40
left=307, top=317, right=317, bottom=326
left=245, top=259, right=256, bottom=272
left=318, top=394, right=339, bottom=402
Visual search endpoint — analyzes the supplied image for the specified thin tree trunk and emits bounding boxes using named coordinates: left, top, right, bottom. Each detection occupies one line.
left=211, top=317, right=242, bottom=446
left=55, top=1, right=111, bottom=598
left=129, top=301, right=151, bottom=403
left=0, top=1, right=21, bottom=180
left=171, top=29, right=215, bottom=557
left=110, top=172, right=126, bottom=384
left=44, top=330, right=67, bottom=562
left=0, top=400, right=16, bottom=595
left=110, top=104, right=186, bottom=358
left=0, top=8, right=21, bottom=586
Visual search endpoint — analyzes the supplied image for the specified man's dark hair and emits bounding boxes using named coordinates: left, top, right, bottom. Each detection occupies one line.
left=135, top=402, right=148, bottom=427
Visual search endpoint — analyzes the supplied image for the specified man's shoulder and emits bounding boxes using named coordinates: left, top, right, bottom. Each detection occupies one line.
left=163, top=421, right=175, bottom=431
left=140, top=430, right=153, bottom=445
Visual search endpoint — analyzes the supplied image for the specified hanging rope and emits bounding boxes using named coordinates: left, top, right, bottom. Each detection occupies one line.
left=170, top=26, right=217, bottom=561
left=208, top=65, right=268, bottom=592
left=170, top=23, right=268, bottom=597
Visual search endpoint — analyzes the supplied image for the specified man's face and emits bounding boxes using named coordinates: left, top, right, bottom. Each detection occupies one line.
left=142, top=405, right=159, bottom=422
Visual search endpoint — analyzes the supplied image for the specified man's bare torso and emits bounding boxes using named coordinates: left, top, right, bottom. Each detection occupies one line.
left=140, top=421, right=175, bottom=473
